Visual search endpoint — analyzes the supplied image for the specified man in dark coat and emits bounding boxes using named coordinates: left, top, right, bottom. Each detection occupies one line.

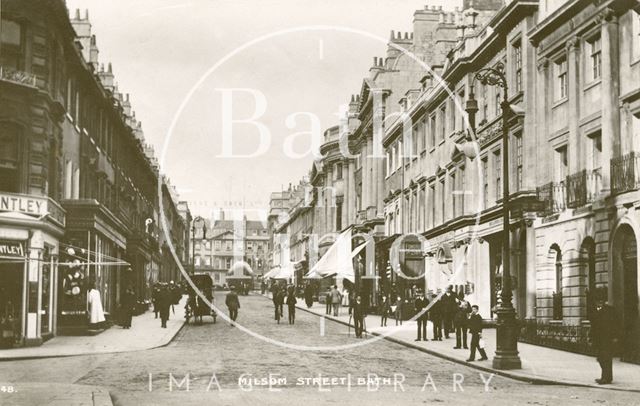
left=275, top=287, right=286, bottom=324
left=466, top=305, right=488, bottom=361
left=152, top=284, right=160, bottom=319
left=590, top=297, right=619, bottom=384
left=225, top=287, right=240, bottom=325
left=414, top=291, right=429, bottom=341
left=325, top=287, right=332, bottom=315
left=157, top=284, right=172, bottom=328
left=120, top=285, right=136, bottom=329
left=454, top=293, right=471, bottom=349
left=286, top=288, right=297, bottom=325
left=304, top=283, right=314, bottom=308
left=353, top=295, right=366, bottom=338
left=441, top=286, right=458, bottom=339
left=429, top=294, right=443, bottom=341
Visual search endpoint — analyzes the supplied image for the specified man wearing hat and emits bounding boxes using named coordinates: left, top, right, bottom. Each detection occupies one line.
left=414, top=289, right=429, bottom=341
left=589, top=288, right=619, bottom=384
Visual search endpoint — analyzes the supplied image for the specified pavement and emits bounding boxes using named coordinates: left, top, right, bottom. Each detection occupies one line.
left=0, top=383, right=112, bottom=406
left=294, top=299, right=640, bottom=392
left=0, top=295, right=187, bottom=361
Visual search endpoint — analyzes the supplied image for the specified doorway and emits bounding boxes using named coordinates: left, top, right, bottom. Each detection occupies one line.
left=612, top=224, right=640, bottom=363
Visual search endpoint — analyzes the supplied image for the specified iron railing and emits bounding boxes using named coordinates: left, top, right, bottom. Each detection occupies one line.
left=536, top=181, right=566, bottom=216
left=566, top=168, right=601, bottom=208
left=518, top=319, right=594, bottom=356
left=612, top=152, right=640, bottom=194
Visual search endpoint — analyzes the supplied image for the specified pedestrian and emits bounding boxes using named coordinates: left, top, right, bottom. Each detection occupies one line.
left=157, top=285, right=171, bottom=328
left=429, top=294, right=443, bottom=341
left=414, top=290, right=429, bottom=341
left=453, top=293, right=471, bottom=349
left=441, top=285, right=458, bottom=339
left=304, top=283, right=314, bottom=308
left=466, top=305, right=488, bottom=362
left=589, top=295, right=619, bottom=384
left=392, top=295, right=403, bottom=325
left=286, top=288, right=297, bottom=324
left=121, top=285, right=136, bottom=329
left=275, top=286, right=286, bottom=324
left=331, top=285, right=342, bottom=316
left=152, top=284, right=160, bottom=319
left=379, top=295, right=391, bottom=327
left=325, top=287, right=332, bottom=315
left=353, top=295, right=366, bottom=338
left=225, top=287, right=240, bottom=326
left=87, top=283, right=106, bottom=329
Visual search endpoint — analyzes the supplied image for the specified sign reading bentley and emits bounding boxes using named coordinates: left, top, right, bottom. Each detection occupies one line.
left=0, top=240, right=25, bottom=258
left=0, top=192, right=66, bottom=226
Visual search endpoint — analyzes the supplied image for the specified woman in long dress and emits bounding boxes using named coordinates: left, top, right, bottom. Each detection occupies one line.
left=87, top=284, right=106, bottom=329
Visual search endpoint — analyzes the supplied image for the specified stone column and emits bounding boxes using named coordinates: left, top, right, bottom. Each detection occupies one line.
left=525, top=220, right=537, bottom=319
left=536, top=57, right=550, bottom=184
left=347, top=159, right=356, bottom=225
left=342, top=159, right=350, bottom=229
left=599, top=8, right=620, bottom=193
left=566, top=36, right=581, bottom=175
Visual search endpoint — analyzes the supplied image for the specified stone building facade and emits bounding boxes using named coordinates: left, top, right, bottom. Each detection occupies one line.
left=0, top=0, right=190, bottom=345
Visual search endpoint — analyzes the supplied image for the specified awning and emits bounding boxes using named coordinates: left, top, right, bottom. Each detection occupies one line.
left=264, top=265, right=294, bottom=280
left=305, top=227, right=370, bottom=283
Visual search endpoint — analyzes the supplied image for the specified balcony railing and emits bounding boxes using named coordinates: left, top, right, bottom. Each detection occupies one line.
left=566, top=168, right=601, bottom=208
left=612, top=152, right=640, bottom=195
left=536, top=181, right=566, bottom=216
left=0, top=66, right=37, bottom=88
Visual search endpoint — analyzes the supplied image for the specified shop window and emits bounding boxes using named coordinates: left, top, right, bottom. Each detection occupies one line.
left=0, top=19, right=23, bottom=70
left=0, top=123, right=20, bottom=193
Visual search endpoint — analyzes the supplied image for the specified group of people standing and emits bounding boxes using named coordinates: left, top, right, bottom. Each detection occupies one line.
left=152, top=281, right=182, bottom=328
left=270, top=284, right=298, bottom=324
left=410, top=286, right=487, bottom=362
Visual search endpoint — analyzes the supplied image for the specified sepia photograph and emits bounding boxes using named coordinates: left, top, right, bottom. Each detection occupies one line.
left=1, top=0, right=640, bottom=404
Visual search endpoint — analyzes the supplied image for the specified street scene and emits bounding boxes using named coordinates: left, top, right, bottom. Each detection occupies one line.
left=2, top=0, right=640, bottom=404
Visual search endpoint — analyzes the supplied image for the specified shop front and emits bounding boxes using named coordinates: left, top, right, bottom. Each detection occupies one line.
left=0, top=192, right=65, bottom=348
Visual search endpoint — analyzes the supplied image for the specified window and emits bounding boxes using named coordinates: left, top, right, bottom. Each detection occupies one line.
left=194, top=255, right=201, bottom=266
left=195, top=242, right=201, bottom=251
left=450, top=171, right=456, bottom=219
left=456, top=90, right=465, bottom=131
left=226, top=258, right=232, bottom=268
left=457, top=166, right=466, bottom=217
left=204, top=257, right=211, bottom=266
left=225, top=240, right=232, bottom=251
left=429, top=114, right=436, bottom=148
left=429, top=184, right=435, bottom=228
left=215, top=240, right=221, bottom=250
left=556, top=58, right=568, bottom=100
left=556, top=145, right=568, bottom=181
left=412, top=123, right=419, bottom=157
left=590, top=132, right=602, bottom=171
left=588, top=36, right=601, bottom=81
left=439, top=106, right=447, bottom=141
left=335, top=163, right=343, bottom=180
left=482, top=157, right=489, bottom=209
left=247, top=241, right=253, bottom=251
left=0, top=19, right=23, bottom=69
left=419, top=186, right=425, bottom=230
left=515, top=133, right=523, bottom=191
left=440, top=178, right=445, bottom=224
left=421, top=116, right=427, bottom=152
left=633, top=13, right=640, bottom=61
left=513, top=40, right=523, bottom=92
left=336, top=202, right=342, bottom=230
left=494, top=149, right=502, bottom=199
left=0, top=123, right=20, bottom=193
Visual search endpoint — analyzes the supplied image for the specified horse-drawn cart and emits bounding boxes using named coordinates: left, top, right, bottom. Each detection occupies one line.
left=185, top=274, right=217, bottom=324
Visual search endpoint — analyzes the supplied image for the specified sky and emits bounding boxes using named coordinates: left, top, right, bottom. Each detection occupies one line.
left=66, top=0, right=461, bottom=219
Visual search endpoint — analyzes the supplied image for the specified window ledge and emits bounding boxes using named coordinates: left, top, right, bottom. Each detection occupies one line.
left=552, top=97, right=568, bottom=109
left=583, top=79, right=601, bottom=92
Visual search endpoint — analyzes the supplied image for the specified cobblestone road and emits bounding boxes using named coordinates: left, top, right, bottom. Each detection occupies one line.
left=1, top=294, right=638, bottom=405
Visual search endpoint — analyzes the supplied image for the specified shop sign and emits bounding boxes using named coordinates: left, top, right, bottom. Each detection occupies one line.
left=0, top=192, right=65, bottom=226
left=0, top=240, right=25, bottom=257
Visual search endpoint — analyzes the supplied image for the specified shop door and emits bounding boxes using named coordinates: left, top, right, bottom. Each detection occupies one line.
left=0, top=263, right=23, bottom=348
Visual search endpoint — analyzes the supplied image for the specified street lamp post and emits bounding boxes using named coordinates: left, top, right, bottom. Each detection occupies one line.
left=191, top=216, right=206, bottom=276
left=465, top=62, right=522, bottom=370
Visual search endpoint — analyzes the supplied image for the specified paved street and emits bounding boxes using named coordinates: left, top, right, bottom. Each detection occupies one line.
left=1, top=293, right=638, bottom=405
